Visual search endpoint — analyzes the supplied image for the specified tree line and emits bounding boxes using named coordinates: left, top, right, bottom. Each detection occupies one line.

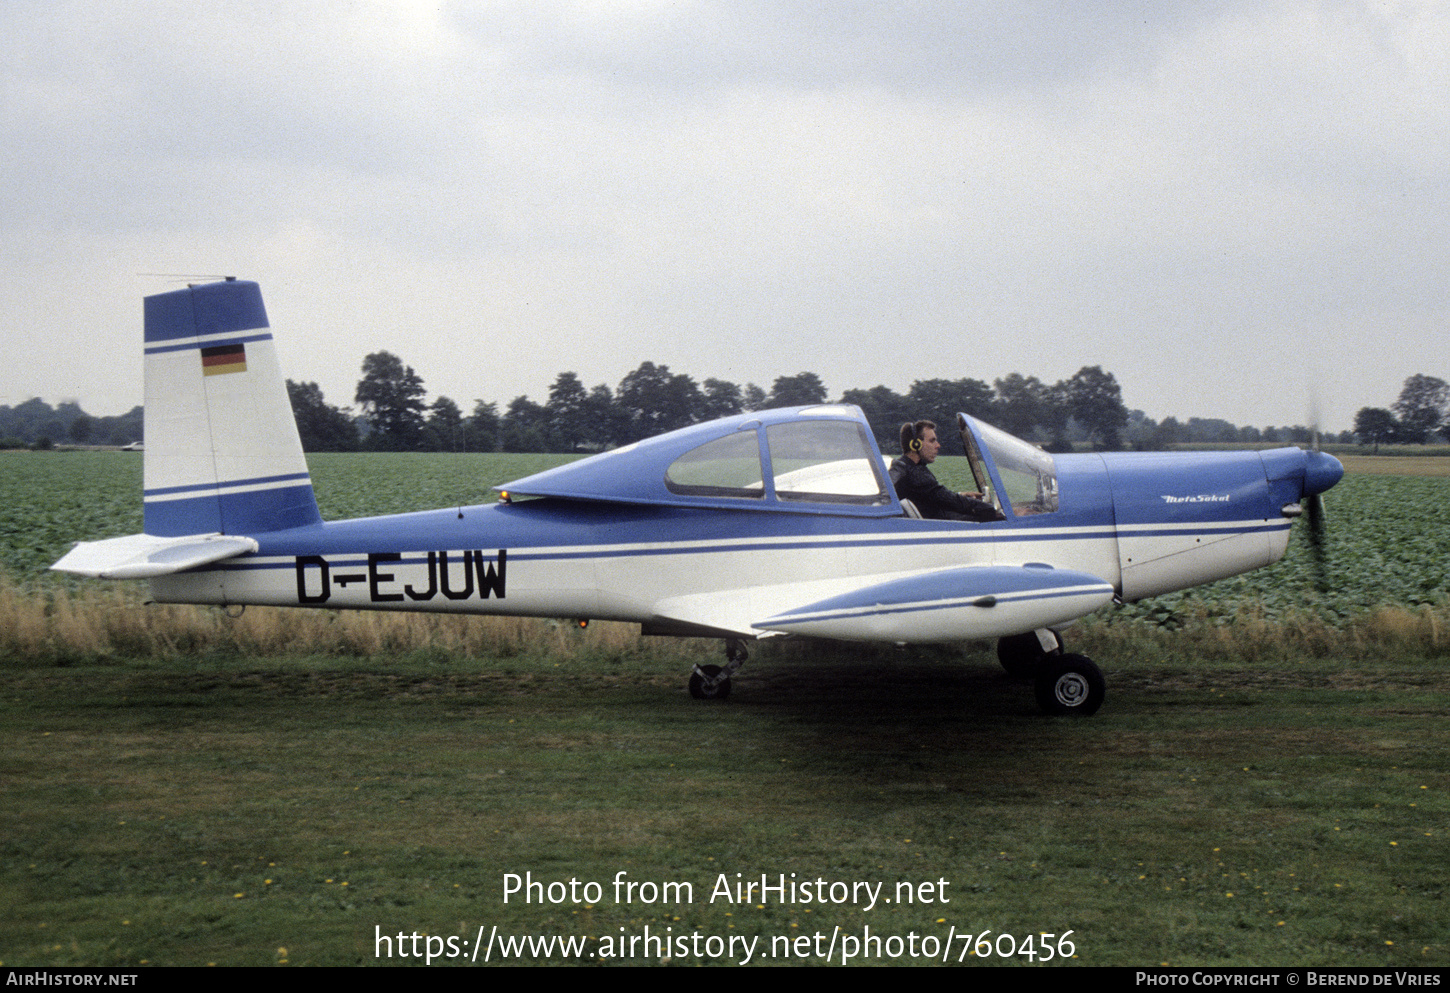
left=289, top=350, right=1341, bottom=456
left=6, top=360, right=1440, bottom=456
left=1352, top=375, right=1450, bottom=453
left=286, top=351, right=1138, bottom=456
left=0, top=399, right=142, bottom=450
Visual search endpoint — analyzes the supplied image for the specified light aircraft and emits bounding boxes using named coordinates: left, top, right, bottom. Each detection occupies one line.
left=53, top=279, right=1344, bottom=715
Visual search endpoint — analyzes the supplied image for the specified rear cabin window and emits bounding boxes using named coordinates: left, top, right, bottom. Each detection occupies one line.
left=664, top=430, right=765, bottom=499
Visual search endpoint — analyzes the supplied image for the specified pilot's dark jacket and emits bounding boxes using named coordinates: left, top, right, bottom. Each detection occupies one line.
left=889, top=457, right=999, bottom=522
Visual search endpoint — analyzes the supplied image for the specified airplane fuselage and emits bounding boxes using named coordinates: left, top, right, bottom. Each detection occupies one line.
left=151, top=448, right=1299, bottom=641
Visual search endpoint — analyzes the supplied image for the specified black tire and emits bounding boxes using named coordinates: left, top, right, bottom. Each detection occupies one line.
left=689, top=664, right=731, bottom=701
left=997, top=630, right=1062, bottom=678
left=1034, top=654, right=1105, bottom=716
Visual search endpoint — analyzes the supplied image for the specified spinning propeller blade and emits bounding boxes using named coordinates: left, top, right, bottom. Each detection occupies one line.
left=1302, top=398, right=1333, bottom=592
left=1305, top=488, right=1329, bottom=591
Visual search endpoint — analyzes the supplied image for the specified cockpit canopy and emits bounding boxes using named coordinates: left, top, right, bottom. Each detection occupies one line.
left=494, top=404, right=1059, bottom=520
left=497, top=406, right=898, bottom=516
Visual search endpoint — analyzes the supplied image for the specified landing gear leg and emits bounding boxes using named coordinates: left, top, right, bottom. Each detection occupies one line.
left=689, top=639, right=748, bottom=700
left=997, top=628, right=1062, bottom=678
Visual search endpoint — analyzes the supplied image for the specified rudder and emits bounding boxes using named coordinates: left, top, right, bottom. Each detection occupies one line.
left=142, top=279, right=322, bottom=536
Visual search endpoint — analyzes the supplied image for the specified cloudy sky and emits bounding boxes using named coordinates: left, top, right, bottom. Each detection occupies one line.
left=3, top=0, right=1446, bottom=433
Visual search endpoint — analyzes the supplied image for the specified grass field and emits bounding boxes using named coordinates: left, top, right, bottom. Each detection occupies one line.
left=2, top=641, right=1446, bottom=967
left=1, top=449, right=1447, bottom=967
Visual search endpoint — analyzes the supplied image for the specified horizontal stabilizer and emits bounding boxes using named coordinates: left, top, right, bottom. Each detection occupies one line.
left=51, top=533, right=258, bottom=580
left=753, top=564, right=1115, bottom=643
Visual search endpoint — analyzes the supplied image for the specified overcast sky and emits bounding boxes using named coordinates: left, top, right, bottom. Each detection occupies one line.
left=4, top=0, right=1446, bottom=434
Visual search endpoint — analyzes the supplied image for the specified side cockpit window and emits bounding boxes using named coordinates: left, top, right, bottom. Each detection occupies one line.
left=766, top=420, right=892, bottom=505
left=665, top=417, right=892, bottom=508
left=664, top=430, right=765, bottom=499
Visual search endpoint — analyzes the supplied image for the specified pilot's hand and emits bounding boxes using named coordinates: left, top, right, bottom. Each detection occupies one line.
left=960, top=491, right=983, bottom=499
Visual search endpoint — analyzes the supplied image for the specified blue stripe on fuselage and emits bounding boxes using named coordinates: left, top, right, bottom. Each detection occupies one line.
left=225, top=496, right=1285, bottom=573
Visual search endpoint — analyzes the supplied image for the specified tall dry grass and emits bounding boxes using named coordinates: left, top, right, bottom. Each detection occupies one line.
left=4, top=572, right=1447, bottom=668
left=1074, top=599, right=1450, bottom=663
left=0, top=573, right=671, bottom=666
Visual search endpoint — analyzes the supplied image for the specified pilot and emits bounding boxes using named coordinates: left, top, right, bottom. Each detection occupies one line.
left=890, top=421, right=1000, bottom=522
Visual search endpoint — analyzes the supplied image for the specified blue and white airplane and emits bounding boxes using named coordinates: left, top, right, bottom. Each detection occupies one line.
left=53, top=278, right=1344, bottom=715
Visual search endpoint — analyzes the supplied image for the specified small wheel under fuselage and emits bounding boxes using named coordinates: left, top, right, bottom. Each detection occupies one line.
left=689, top=663, right=731, bottom=700
left=1034, top=654, right=1105, bottom=716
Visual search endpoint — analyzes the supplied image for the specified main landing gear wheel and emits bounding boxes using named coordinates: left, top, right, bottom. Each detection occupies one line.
left=997, top=629, right=1062, bottom=678
left=1034, top=654, right=1105, bottom=716
left=688, top=639, right=748, bottom=701
left=689, top=664, right=731, bottom=700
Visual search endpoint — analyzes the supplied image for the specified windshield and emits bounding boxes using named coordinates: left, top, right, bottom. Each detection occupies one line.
left=958, top=415, right=1058, bottom=516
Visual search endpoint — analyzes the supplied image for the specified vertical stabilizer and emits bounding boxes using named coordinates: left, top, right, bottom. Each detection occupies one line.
left=142, top=279, right=322, bottom=536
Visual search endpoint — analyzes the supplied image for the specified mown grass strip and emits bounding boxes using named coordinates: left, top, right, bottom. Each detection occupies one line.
left=1, top=642, right=1447, bottom=967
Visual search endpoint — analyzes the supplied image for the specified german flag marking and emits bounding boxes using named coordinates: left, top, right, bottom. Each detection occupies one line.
left=201, top=343, right=247, bottom=376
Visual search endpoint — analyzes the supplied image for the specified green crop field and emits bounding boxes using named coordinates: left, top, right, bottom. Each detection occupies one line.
left=1, top=450, right=1447, bottom=968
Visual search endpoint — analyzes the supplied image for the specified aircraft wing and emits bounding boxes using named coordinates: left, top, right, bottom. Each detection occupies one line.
left=648, top=564, right=1115, bottom=644
left=51, top=533, right=259, bottom=580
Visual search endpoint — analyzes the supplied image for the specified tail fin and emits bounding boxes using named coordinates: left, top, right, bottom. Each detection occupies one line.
left=142, top=279, right=322, bottom=536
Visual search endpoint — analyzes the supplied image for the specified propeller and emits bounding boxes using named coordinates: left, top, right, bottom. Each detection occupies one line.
left=1301, top=396, right=1337, bottom=592
left=1305, top=481, right=1329, bottom=592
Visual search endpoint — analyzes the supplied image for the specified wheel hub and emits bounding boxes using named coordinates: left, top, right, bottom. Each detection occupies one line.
left=1053, top=672, right=1089, bottom=708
